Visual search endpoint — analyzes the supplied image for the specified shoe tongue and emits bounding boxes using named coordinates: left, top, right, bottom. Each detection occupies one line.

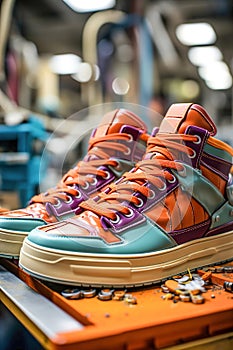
left=144, top=103, right=217, bottom=160
left=158, top=103, right=217, bottom=136
left=84, top=109, right=147, bottom=162
left=93, top=109, right=147, bottom=137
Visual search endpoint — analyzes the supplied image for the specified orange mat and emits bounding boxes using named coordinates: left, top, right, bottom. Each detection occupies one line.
left=1, top=258, right=233, bottom=350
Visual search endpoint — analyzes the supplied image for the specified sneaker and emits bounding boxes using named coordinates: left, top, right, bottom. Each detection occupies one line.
left=19, top=103, right=233, bottom=287
left=0, top=109, right=149, bottom=258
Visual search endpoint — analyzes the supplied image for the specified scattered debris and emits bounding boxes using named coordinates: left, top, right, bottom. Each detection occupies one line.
left=98, top=289, right=114, bottom=301
left=223, top=281, right=233, bottom=293
left=124, top=294, right=137, bottom=305
left=160, top=265, right=232, bottom=304
left=60, top=264, right=233, bottom=305
left=61, top=288, right=96, bottom=300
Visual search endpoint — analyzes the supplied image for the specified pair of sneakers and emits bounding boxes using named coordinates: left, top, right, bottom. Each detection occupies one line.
left=1, top=103, right=233, bottom=287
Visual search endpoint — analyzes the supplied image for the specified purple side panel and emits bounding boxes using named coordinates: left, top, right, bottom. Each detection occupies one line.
left=170, top=219, right=210, bottom=244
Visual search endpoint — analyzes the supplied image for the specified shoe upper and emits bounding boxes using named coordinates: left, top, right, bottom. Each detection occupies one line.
left=26, top=103, right=233, bottom=254
left=0, top=109, right=148, bottom=232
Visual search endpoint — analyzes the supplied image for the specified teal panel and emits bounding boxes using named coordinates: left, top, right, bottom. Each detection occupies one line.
left=172, top=164, right=225, bottom=215
left=28, top=218, right=176, bottom=254
left=204, top=143, right=232, bottom=163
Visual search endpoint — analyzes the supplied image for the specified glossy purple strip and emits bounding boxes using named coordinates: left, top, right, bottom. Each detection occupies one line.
left=205, top=221, right=233, bottom=237
left=170, top=219, right=210, bottom=244
left=201, top=154, right=231, bottom=181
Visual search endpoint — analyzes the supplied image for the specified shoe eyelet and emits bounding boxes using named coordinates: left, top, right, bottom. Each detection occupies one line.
left=114, top=160, right=121, bottom=171
left=188, top=150, right=196, bottom=159
left=82, top=182, right=89, bottom=190
left=135, top=197, right=144, bottom=207
left=124, top=208, right=134, bottom=218
left=69, top=184, right=76, bottom=189
left=158, top=182, right=166, bottom=191
left=177, top=166, right=187, bottom=177
left=110, top=214, right=120, bottom=224
left=90, top=178, right=98, bottom=186
left=124, top=147, right=131, bottom=155
left=103, top=171, right=111, bottom=180
left=148, top=190, right=155, bottom=199
left=53, top=198, right=61, bottom=208
left=75, top=190, right=82, bottom=199
left=127, top=135, right=133, bottom=143
left=168, top=175, right=176, bottom=184
left=193, top=135, right=201, bottom=144
left=65, top=195, right=73, bottom=204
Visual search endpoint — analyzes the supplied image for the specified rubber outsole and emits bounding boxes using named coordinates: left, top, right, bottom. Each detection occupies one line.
left=19, top=231, right=233, bottom=287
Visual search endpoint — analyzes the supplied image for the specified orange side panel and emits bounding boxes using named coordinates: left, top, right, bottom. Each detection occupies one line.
left=146, top=188, right=209, bottom=231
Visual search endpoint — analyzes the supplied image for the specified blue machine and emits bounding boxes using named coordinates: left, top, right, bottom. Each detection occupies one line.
left=0, top=116, right=48, bottom=207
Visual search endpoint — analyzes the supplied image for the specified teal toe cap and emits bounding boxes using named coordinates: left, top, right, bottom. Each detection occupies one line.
left=0, top=217, right=46, bottom=234
left=27, top=219, right=176, bottom=255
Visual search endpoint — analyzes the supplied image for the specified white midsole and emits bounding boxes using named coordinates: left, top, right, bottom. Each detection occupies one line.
left=19, top=231, right=233, bottom=287
left=0, top=230, right=27, bottom=257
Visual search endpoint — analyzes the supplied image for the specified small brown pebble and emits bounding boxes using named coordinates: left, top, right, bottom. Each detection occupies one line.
left=189, top=289, right=202, bottom=295
left=190, top=293, right=205, bottom=304
left=165, top=279, right=179, bottom=293
left=113, top=290, right=126, bottom=301
left=179, top=294, right=191, bottom=302
left=162, top=293, right=174, bottom=300
left=124, top=295, right=137, bottom=305
left=172, top=275, right=182, bottom=280
left=211, top=294, right=215, bottom=298
left=201, top=271, right=212, bottom=281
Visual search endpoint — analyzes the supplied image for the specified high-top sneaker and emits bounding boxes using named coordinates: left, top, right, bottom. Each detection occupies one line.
left=0, top=109, right=149, bottom=258
left=19, top=103, right=233, bottom=287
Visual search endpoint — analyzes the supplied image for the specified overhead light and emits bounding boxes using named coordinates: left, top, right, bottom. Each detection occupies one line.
left=93, top=65, right=100, bottom=81
left=62, top=0, right=115, bottom=13
left=176, top=23, right=216, bottom=46
left=72, top=62, right=92, bottom=82
left=49, top=54, right=81, bottom=75
left=198, top=61, right=232, bottom=90
left=188, top=46, right=223, bottom=66
left=198, top=61, right=230, bottom=80
left=72, top=63, right=100, bottom=83
left=112, top=77, right=130, bottom=95
left=205, top=75, right=232, bottom=90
